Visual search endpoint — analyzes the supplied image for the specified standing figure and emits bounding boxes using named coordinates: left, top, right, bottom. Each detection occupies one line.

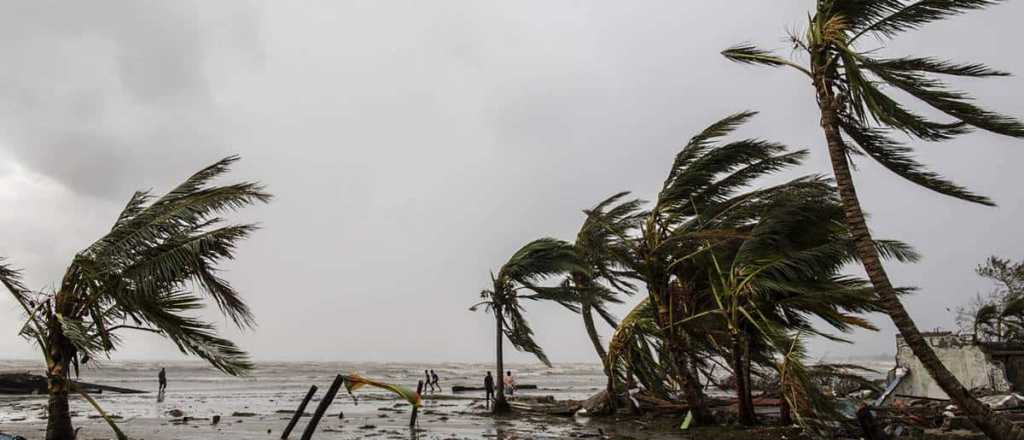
left=424, top=370, right=435, bottom=393
left=430, top=370, right=441, bottom=393
left=483, top=371, right=495, bottom=409
left=157, top=367, right=167, bottom=402
left=504, top=371, right=515, bottom=396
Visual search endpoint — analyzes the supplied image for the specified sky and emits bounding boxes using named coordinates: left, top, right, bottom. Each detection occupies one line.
left=2, top=1, right=1023, bottom=366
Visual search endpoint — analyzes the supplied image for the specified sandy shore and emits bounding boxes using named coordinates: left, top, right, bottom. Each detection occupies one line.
left=1, top=407, right=817, bottom=440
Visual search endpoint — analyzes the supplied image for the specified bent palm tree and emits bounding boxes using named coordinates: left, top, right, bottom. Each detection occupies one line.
left=723, top=1, right=1024, bottom=438
left=567, top=193, right=643, bottom=372
left=1, top=156, right=270, bottom=440
left=687, top=189, right=914, bottom=425
left=611, top=111, right=811, bottom=424
left=471, top=238, right=583, bottom=413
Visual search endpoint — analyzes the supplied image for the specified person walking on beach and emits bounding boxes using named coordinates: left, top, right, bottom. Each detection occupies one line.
left=157, top=367, right=167, bottom=402
left=423, top=370, right=435, bottom=393
left=484, top=371, right=495, bottom=408
left=504, top=370, right=515, bottom=396
left=430, top=369, right=441, bottom=393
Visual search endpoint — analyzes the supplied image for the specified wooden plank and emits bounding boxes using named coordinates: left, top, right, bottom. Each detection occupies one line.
left=281, top=385, right=317, bottom=439
left=300, top=375, right=344, bottom=440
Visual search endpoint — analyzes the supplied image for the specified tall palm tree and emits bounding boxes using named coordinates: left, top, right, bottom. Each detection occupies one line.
left=1, top=156, right=270, bottom=440
left=567, top=193, right=644, bottom=372
left=611, top=111, right=811, bottom=424
left=471, top=238, right=583, bottom=413
left=723, top=1, right=1024, bottom=438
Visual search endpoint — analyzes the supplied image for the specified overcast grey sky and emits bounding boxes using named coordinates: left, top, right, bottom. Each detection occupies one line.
left=2, top=1, right=1023, bottom=365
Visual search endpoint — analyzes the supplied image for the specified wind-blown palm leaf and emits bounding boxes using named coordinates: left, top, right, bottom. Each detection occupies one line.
left=839, top=118, right=993, bottom=204
left=725, top=1, right=1023, bottom=205
left=849, top=0, right=1002, bottom=39
left=606, top=298, right=672, bottom=398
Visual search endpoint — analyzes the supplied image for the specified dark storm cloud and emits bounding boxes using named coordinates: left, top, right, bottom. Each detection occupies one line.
left=2, top=1, right=1024, bottom=362
left=0, top=0, right=261, bottom=199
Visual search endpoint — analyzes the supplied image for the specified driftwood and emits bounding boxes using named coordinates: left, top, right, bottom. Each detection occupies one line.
left=451, top=384, right=537, bottom=393
left=0, top=372, right=145, bottom=395
left=508, top=395, right=581, bottom=416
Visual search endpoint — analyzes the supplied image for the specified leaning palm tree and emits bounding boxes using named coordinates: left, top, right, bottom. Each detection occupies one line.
left=722, top=2, right=1024, bottom=438
left=1, top=156, right=270, bottom=440
left=471, top=238, right=583, bottom=413
left=687, top=189, right=912, bottom=425
left=610, top=111, right=811, bottom=424
left=567, top=193, right=643, bottom=372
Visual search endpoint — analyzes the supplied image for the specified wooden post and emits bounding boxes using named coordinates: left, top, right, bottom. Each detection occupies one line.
left=300, top=375, right=344, bottom=440
left=410, top=380, right=424, bottom=427
left=281, top=385, right=317, bottom=439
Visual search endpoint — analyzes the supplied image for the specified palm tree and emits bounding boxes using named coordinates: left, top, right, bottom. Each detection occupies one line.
left=567, top=193, right=644, bottom=372
left=723, top=1, right=1024, bottom=438
left=1, top=156, right=270, bottom=440
left=471, top=238, right=583, bottom=413
left=610, top=111, right=811, bottom=424
left=685, top=188, right=913, bottom=425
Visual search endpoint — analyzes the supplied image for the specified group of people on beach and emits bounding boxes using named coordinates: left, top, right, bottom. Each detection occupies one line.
left=483, top=370, right=515, bottom=408
left=422, top=369, right=441, bottom=393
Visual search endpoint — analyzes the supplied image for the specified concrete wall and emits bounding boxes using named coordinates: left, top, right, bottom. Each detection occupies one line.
left=893, top=333, right=1011, bottom=399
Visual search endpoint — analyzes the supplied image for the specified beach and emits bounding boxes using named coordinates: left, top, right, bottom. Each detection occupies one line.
left=0, top=359, right=896, bottom=439
left=0, top=360, right=644, bottom=439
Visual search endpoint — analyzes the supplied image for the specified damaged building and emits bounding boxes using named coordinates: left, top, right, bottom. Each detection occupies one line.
left=889, top=331, right=1024, bottom=399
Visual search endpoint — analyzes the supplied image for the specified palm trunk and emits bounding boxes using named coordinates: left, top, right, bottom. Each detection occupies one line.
left=46, top=330, right=75, bottom=440
left=493, top=304, right=510, bottom=414
left=656, top=297, right=713, bottom=424
left=581, top=303, right=609, bottom=372
left=732, top=335, right=756, bottom=426
left=582, top=302, right=617, bottom=412
left=815, top=76, right=1024, bottom=440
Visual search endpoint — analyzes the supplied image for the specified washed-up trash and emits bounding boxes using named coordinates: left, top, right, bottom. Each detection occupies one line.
left=0, top=434, right=28, bottom=440
left=979, top=393, right=1024, bottom=410
left=680, top=410, right=693, bottom=430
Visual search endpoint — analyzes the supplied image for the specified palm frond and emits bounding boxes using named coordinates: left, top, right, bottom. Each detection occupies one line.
left=862, top=61, right=1024, bottom=138
left=852, top=0, right=1003, bottom=39
left=721, top=44, right=812, bottom=76
left=840, top=118, right=994, bottom=205
left=864, top=57, right=1009, bottom=77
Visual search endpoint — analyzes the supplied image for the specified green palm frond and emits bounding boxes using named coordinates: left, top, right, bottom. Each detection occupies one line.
left=860, top=59, right=1024, bottom=137
left=863, top=57, right=1009, bottom=77
left=727, top=0, right=1022, bottom=207
left=663, top=111, right=758, bottom=191
left=124, top=290, right=252, bottom=375
left=721, top=44, right=812, bottom=76
left=850, top=0, right=1003, bottom=39
left=840, top=118, right=993, bottom=205
left=500, top=238, right=584, bottom=285
left=501, top=302, right=551, bottom=367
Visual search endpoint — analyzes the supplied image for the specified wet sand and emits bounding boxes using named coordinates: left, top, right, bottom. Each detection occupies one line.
left=0, top=411, right=809, bottom=440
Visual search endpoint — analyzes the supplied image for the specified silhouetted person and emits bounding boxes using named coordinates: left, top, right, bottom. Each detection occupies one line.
left=484, top=371, right=495, bottom=408
left=430, top=370, right=441, bottom=393
left=424, top=370, right=435, bottom=393
left=158, top=368, right=167, bottom=393
left=504, top=370, right=515, bottom=396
